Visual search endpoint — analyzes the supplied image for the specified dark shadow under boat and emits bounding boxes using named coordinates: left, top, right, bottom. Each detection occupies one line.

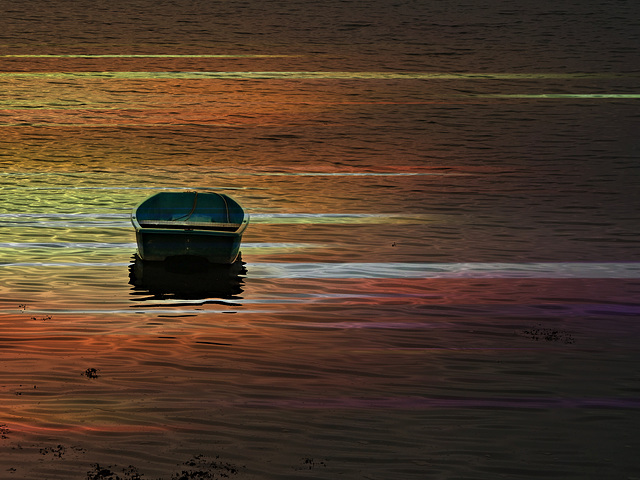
left=128, top=254, right=246, bottom=300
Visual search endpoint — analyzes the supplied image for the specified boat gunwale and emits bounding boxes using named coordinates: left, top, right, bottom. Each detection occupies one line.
left=137, top=219, right=246, bottom=232
left=134, top=220, right=249, bottom=236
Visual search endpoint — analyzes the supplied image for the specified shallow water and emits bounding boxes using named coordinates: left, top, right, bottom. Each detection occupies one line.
left=1, top=1, right=640, bottom=478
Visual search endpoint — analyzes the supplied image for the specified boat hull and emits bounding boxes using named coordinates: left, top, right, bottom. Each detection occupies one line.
left=135, top=229, right=243, bottom=263
left=132, top=192, right=249, bottom=264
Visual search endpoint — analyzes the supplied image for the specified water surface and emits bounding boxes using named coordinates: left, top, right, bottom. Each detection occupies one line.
left=1, top=1, right=640, bottom=478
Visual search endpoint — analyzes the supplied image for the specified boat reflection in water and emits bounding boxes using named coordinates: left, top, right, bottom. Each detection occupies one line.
left=128, top=254, right=246, bottom=300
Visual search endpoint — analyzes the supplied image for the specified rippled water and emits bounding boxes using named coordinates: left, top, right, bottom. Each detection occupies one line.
left=1, top=1, right=640, bottom=478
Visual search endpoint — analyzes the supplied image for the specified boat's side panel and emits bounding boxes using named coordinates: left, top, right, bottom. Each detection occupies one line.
left=136, top=230, right=242, bottom=264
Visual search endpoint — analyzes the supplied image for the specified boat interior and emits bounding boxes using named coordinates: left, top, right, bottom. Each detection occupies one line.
left=136, top=192, right=246, bottom=231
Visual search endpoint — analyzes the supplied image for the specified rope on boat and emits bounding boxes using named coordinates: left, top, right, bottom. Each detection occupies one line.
left=172, top=191, right=230, bottom=223
left=173, top=191, right=199, bottom=221
left=216, top=192, right=231, bottom=224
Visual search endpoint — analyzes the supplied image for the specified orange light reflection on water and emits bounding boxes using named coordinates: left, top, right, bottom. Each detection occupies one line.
left=1, top=275, right=638, bottom=431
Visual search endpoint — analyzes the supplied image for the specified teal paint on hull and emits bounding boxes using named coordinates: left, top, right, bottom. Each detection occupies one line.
left=135, top=229, right=242, bottom=263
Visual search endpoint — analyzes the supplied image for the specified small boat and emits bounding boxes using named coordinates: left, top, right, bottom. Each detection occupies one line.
left=131, top=191, right=249, bottom=263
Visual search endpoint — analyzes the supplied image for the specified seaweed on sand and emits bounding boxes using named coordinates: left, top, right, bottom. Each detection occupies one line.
left=86, top=464, right=143, bottom=480
left=171, top=455, right=239, bottom=479
left=85, top=456, right=240, bottom=480
left=84, top=368, right=100, bottom=379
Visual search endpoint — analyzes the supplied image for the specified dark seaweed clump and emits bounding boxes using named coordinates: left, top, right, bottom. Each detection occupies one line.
left=522, top=326, right=575, bottom=344
left=84, top=368, right=100, bottom=379
left=172, top=455, right=239, bottom=479
left=300, top=457, right=327, bottom=470
left=40, top=445, right=66, bottom=458
left=87, top=465, right=143, bottom=480
left=86, top=456, right=240, bottom=480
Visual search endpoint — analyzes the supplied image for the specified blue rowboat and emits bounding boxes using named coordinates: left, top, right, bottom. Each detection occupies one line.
left=131, top=191, right=249, bottom=264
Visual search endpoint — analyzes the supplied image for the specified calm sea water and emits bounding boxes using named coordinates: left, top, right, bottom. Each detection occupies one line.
left=1, top=1, right=640, bottom=478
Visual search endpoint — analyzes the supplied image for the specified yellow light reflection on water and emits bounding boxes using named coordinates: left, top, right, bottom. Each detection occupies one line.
left=0, top=71, right=633, bottom=80
left=2, top=54, right=300, bottom=58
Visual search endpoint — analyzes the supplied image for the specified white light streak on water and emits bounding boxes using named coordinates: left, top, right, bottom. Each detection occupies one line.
left=1, top=262, right=638, bottom=278
left=482, top=94, right=640, bottom=99
left=247, top=262, right=640, bottom=279
left=0, top=212, right=435, bottom=226
left=0, top=242, right=324, bottom=250
left=0, top=242, right=136, bottom=249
